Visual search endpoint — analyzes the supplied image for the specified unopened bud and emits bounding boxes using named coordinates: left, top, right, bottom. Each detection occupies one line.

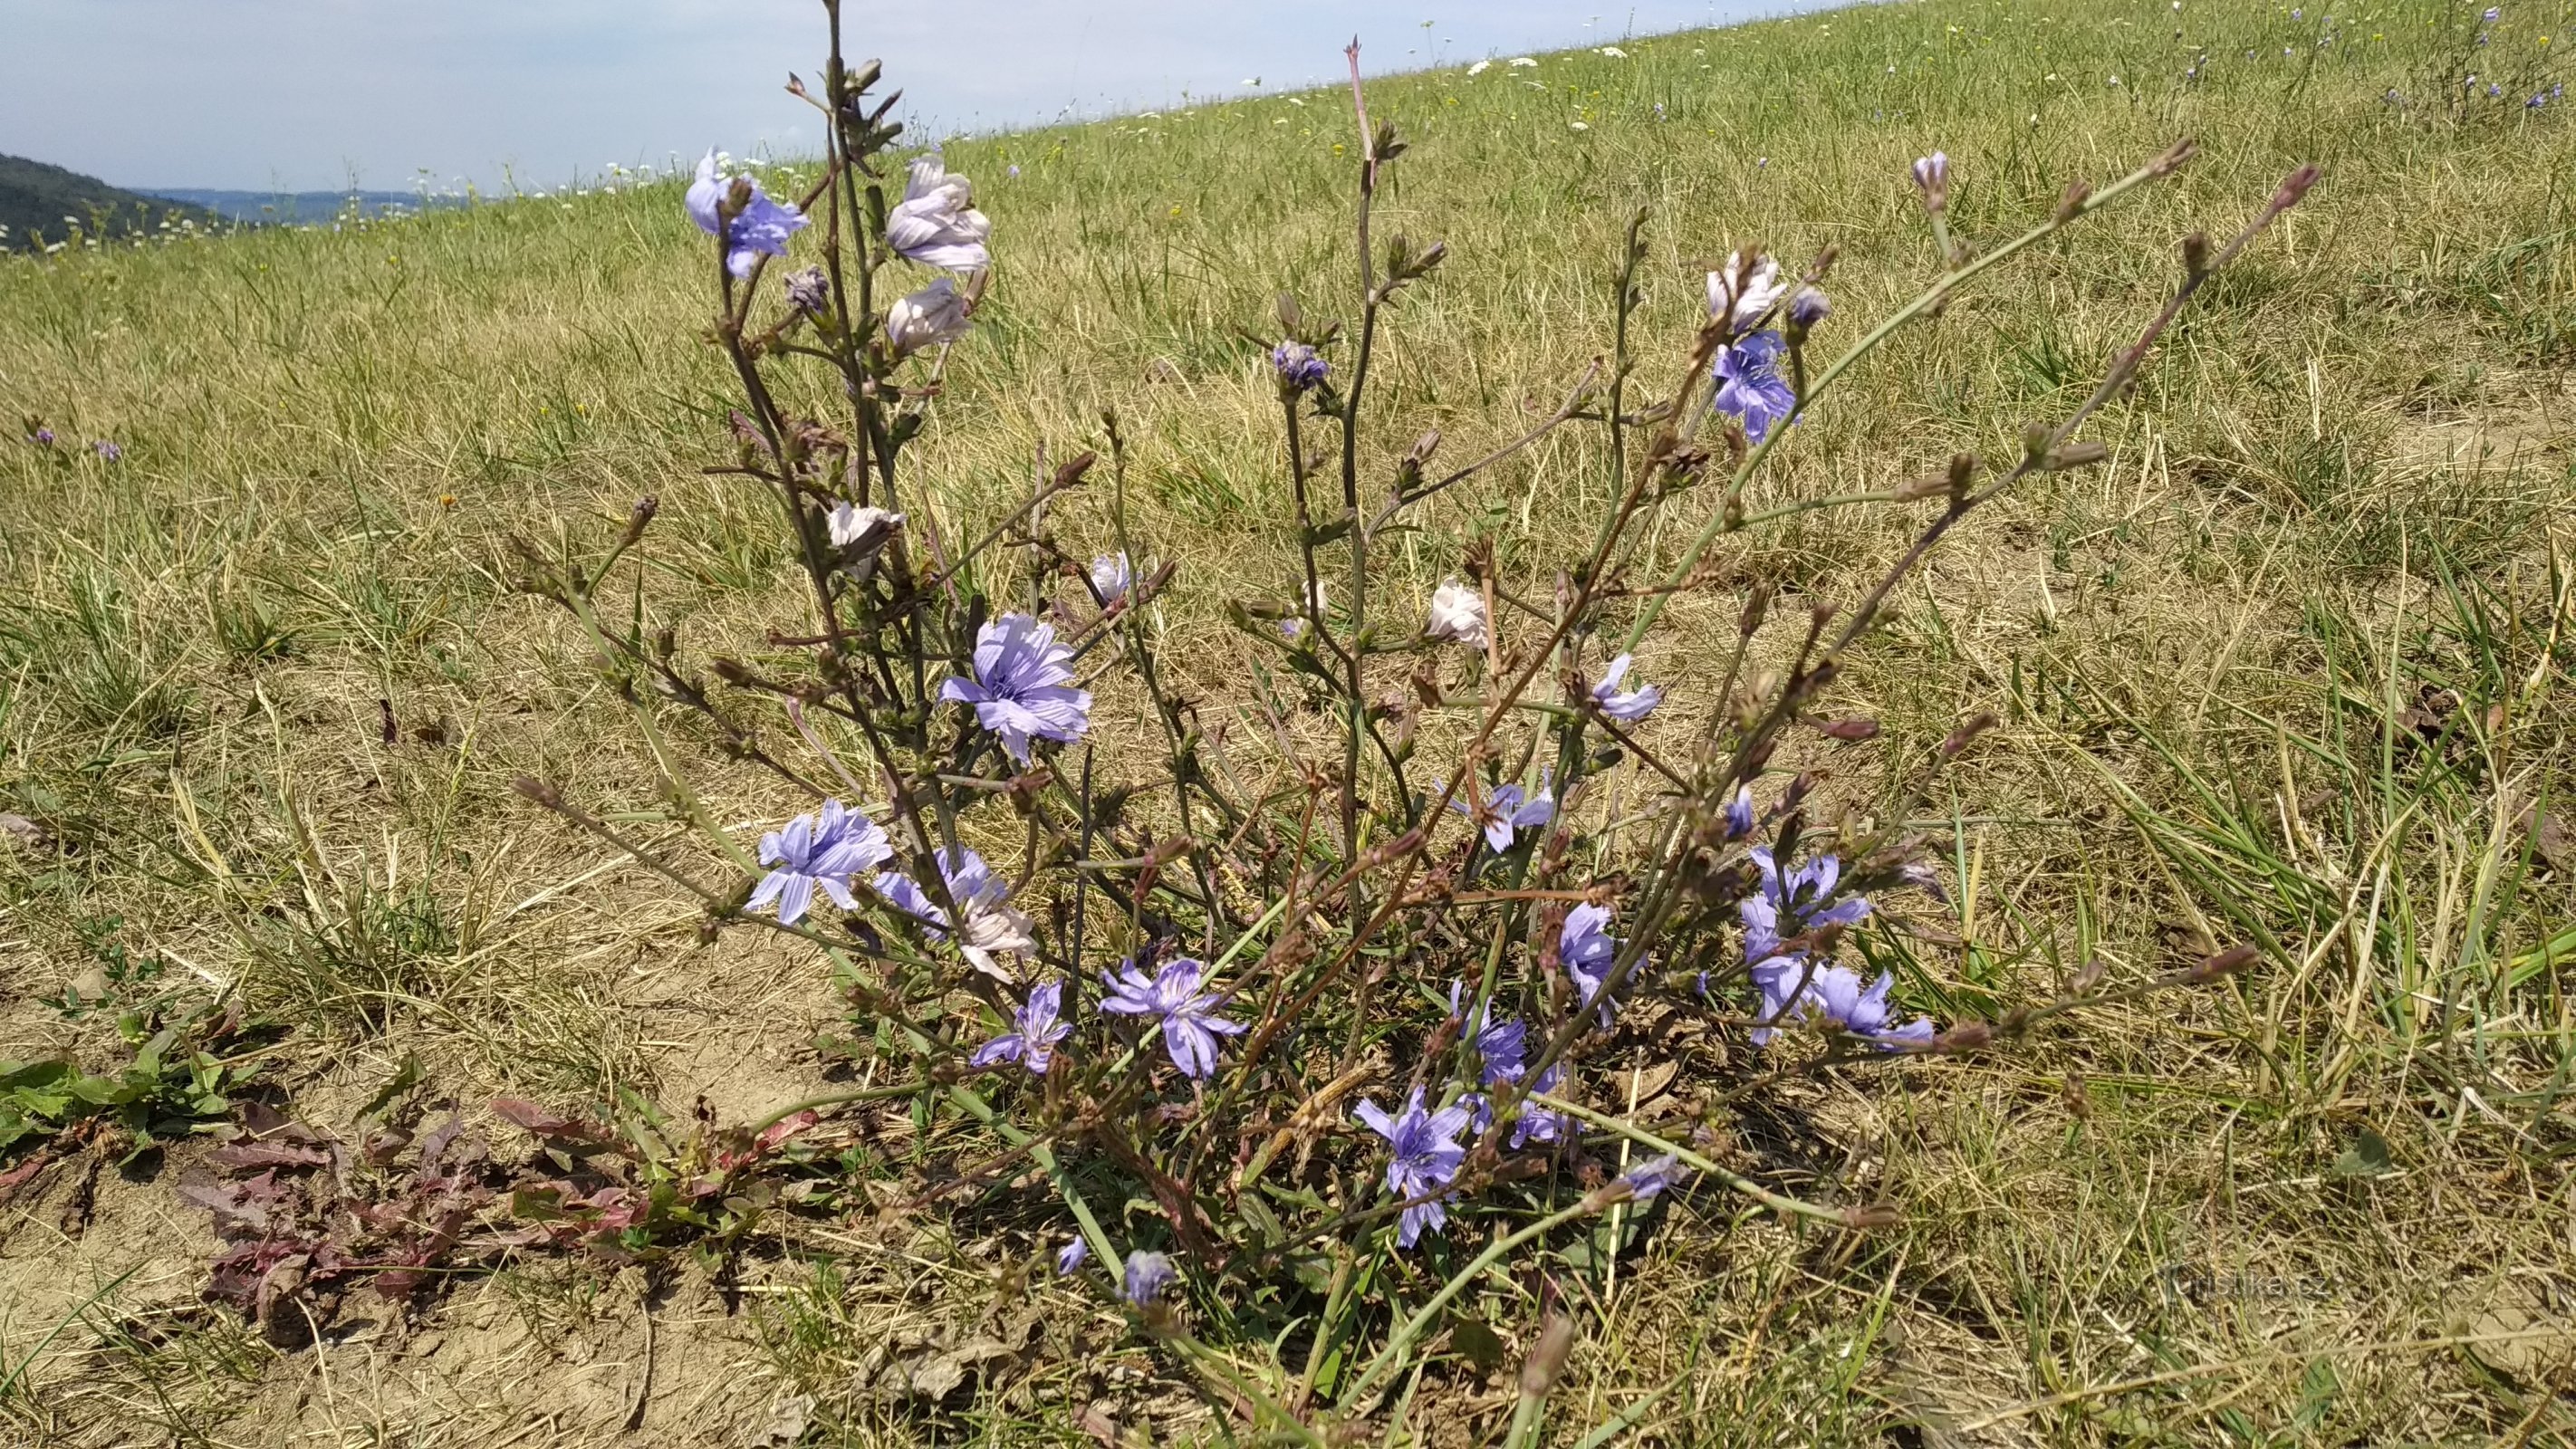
left=1937, top=712, right=1999, bottom=757
left=2187, top=944, right=2261, bottom=983
left=2021, top=421, right=2053, bottom=466
left=1842, top=1203, right=1901, bottom=1230
left=1519, top=1315, right=1578, bottom=1399
left=2068, top=956, right=2108, bottom=995
left=621, top=494, right=659, bottom=546
left=2180, top=231, right=2211, bottom=276
left=1934, top=1020, right=1994, bottom=1053
left=2272, top=161, right=2320, bottom=208
left=1817, top=717, right=1879, bottom=742
left=2053, top=179, right=2091, bottom=222
left=511, top=775, right=563, bottom=810
left=1739, top=582, right=1773, bottom=637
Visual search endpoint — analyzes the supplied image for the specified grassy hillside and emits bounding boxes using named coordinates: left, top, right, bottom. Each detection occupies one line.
left=0, top=153, right=220, bottom=253
left=2, top=0, right=2572, bottom=1444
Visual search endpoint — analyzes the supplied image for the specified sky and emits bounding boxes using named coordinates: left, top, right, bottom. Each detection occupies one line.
left=0, top=0, right=1829, bottom=194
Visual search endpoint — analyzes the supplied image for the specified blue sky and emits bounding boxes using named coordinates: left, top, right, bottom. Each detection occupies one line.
left=2, top=0, right=1827, bottom=192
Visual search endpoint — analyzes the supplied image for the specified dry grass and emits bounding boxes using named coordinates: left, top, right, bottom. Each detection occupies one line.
left=2, top=0, right=2573, bottom=1443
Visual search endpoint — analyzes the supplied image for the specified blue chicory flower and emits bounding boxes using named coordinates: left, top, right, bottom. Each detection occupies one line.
left=1620, top=1153, right=1690, bottom=1200
left=27, top=427, right=54, bottom=446
left=91, top=439, right=121, bottom=461
left=686, top=150, right=809, bottom=279
left=876, top=844, right=1035, bottom=977
left=1122, top=1250, right=1177, bottom=1305
left=1353, top=1087, right=1473, bottom=1247
left=1099, top=956, right=1245, bottom=1079
left=1787, top=285, right=1831, bottom=330
left=1724, top=783, right=1756, bottom=841
left=1740, top=847, right=1871, bottom=963
left=1055, top=1235, right=1091, bottom=1275
left=1451, top=772, right=1555, bottom=853
left=969, top=979, right=1074, bottom=1075
left=1272, top=340, right=1329, bottom=391
left=747, top=800, right=892, bottom=926
left=940, top=613, right=1093, bottom=765
left=1560, top=903, right=1625, bottom=1026
left=1712, top=330, right=1795, bottom=444
left=1750, top=957, right=1933, bottom=1049
left=1447, top=987, right=1569, bottom=1148
left=1591, top=654, right=1663, bottom=723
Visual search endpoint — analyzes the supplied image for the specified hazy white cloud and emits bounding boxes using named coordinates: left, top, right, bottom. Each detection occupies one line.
left=0, top=0, right=1818, bottom=190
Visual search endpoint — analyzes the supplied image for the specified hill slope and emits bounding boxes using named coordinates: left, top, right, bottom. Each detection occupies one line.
left=0, top=153, right=219, bottom=250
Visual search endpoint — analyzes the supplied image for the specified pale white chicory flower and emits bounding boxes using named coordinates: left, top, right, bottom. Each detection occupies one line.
left=1706, top=248, right=1784, bottom=337
left=1426, top=580, right=1488, bottom=649
left=887, top=157, right=992, bottom=272
left=885, top=277, right=973, bottom=354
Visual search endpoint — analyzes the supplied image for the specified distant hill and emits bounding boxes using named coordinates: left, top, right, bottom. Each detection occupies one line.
left=144, top=187, right=476, bottom=226
left=0, top=154, right=222, bottom=251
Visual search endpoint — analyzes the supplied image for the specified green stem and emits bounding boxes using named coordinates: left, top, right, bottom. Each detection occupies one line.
left=1339, top=1198, right=1599, bottom=1407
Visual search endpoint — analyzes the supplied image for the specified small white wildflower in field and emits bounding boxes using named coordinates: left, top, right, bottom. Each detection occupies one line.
left=1571, top=120, right=1590, bottom=130
left=1426, top=581, right=1488, bottom=649
left=1599, top=45, right=1627, bottom=57
left=1509, top=56, right=1537, bottom=66
left=1466, top=59, right=1490, bottom=74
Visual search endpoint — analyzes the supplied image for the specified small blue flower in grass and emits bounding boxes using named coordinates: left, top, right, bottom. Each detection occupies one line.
left=1620, top=1153, right=1689, bottom=1200
left=1740, top=847, right=1870, bottom=963
left=748, top=800, right=891, bottom=926
left=1055, top=1235, right=1091, bottom=1275
left=1560, top=903, right=1626, bottom=1026
left=969, top=979, right=1073, bottom=1075
left=1451, top=772, right=1553, bottom=853
left=1272, top=341, right=1329, bottom=392
left=1122, top=1250, right=1176, bottom=1305
left=941, top=613, right=1092, bottom=766
left=1712, top=330, right=1795, bottom=444
left=686, top=150, right=808, bottom=279
left=1099, top=956, right=1244, bottom=1079
left=1787, top=284, right=1831, bottom=331
left=1353, top=1088, right=1473, bottom=1247
left=1447, top=987, right=1570, bottom=1148
left=91, top=439, right=121, bottom=462
left=27, top=427, right=54, bottom=446
left=1723, top=783, right=1756, bottom=841
left=1591, top=654, right=1663, bottom=723
left=1749, top=957, right=1932, bottom=1049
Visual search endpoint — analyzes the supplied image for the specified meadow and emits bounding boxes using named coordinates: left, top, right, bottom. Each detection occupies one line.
left=2, top=0, right=2573, bottom=1443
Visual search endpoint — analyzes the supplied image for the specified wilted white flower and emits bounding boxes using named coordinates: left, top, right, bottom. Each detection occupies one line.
left=885, top=277, right=973, bottom=354
left=887, top=156, right=992, bottom=272
left=1706, top=248, right=1784, bottom=336
left=1426, top=580, right=1488, bottom=649
left=827, top=503, right=904, bottom=565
